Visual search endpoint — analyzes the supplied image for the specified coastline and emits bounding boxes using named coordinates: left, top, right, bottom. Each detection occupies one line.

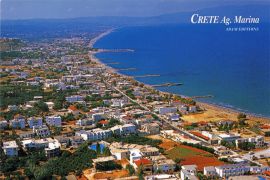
left=89, top=29, right=270, bottom=123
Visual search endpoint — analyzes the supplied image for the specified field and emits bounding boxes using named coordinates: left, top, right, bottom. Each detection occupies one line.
left=149, top=135, right=225, bottom=171
left=93, top=169, right=129, bottom=179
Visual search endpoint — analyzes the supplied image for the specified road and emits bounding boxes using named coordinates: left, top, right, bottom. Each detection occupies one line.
left=112, top=86, right=210, bottom=146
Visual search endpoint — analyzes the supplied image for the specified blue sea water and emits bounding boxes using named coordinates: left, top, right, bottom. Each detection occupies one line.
left=94, top=24, right=270, bottom=117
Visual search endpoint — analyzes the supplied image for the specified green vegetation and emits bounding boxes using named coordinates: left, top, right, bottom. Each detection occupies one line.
left=181, top=142, right=215, bottom=154
left=220, top=140, right=236, bottom=149
left=238, top=142, right=255, bottom=151
left=95, top=160, right=122, bottom=171
left=0, top=51, right=44, bottom=61
left=0, top=84, right=44, bottom=108
left=126, top=164, right=135, bottom=176
left=107, top=135, right=162, bottom=148
left=1, top=143, right=96, bottom=179
left=166, top=146, right=201, bottom=160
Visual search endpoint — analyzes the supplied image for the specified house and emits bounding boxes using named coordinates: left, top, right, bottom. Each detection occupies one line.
left=22, top=138, right=52, bottom=150
left=70, top=136, right=84, bottom=148
left=28, top=117, right=43, bottom=128
left=65, top=95, right=84, bottom=103
left=68, top=105, right=80, bottom=115
left=19, top=131, right=36, bottom=139
left=140, top=146, right=160, bottom=157
left=2, top=141, right=19, bottom=157
left=133, top=158, right=153, bottom=175
left=204, top=166, right=217, bottom=178
left=45, top=116, right=62, bottom=127
left=130, top=149, right=142, bottom=164
left=180, top=165, right=198, bottom=180
left=45, top=102, right=54, bottom=110
left=169, top=114, right=180, bottom=121
left=45, top=139, right=61, bottom=158
left=54, top=136, right=71, bottom=148
left=0, top=120, right=8, bottom=129
left=33, top=125, right=51, bottom=137
left=110, top=148, right=130, bottom=160
left=92, top=113, right=106, bottom=122
left=10, top=115, right=26, bottom=129
left=141, top=123, right=160, bottom=135
left=76, top=119, right=95, bottom=126
left=150, top=155, right=176, bottom=173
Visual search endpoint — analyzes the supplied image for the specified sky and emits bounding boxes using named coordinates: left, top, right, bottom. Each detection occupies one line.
left=1, top=0, right=269, bottom=20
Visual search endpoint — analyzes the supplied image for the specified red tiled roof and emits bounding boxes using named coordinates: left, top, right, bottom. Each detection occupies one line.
left=68, top=105, right=78, bottom=111
left=190, top=131, right=210, bottom=141
left=134, top=158, right=152, bottom=166
left=264, top=171, right=270, bottom=176
left=99, top=120, right=109, bottom=125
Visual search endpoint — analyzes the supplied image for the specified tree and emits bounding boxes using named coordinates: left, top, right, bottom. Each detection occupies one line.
left=103, top=147, right=111, bottom=156
left=126, top=164, right=135, bottom=175
left=34, top=101, right=49, bottom=112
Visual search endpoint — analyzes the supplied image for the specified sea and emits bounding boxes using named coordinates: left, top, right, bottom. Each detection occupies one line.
left=94, top=24, right=270, bottom=117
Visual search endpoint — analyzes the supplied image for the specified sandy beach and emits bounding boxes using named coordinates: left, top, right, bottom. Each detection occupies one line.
left=89, top=29, right=270, bottom=124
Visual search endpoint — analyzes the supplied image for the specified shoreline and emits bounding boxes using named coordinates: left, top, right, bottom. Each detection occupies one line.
left=89, top=29, right=270, bottom=123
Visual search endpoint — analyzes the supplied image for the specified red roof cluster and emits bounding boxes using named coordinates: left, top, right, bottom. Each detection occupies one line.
left=99, top=120, right=109, bottom=125
left=134, top=158, right=152, bottom=166
left=190, top=131, right=210, bottom=141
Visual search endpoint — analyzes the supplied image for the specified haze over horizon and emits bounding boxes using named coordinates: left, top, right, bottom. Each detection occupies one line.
left=1, top=0, right=269, bottom=20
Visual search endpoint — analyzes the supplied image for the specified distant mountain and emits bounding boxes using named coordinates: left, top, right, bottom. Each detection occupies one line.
left=1, top=4, right=269, bottom=40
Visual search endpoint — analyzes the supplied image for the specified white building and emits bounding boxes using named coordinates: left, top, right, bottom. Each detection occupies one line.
left=158, top=107, right=177, bottom=115
left=45, top=140, right=61, bottom=158
left=2, top=141, right=19, bottom=157
left=33, top=125, right=51, bottom=137
left=110, top=124, right=137, bottom=136
left=76, top=128, right=112, bottom=141
left=235, top=136, right=265, bottom=148
left=45, top=116, right=62, bottom=127
left=180, top=165, right=198, bottom=180
left=215, top=164, right=250, bottom=178
left=92, top=113, right=105, bottom=122
left=65, top=95, right=84, bottom=103
left=28, top=117, right=43, bottom=128
left=76, top=119, right=95, bottom=126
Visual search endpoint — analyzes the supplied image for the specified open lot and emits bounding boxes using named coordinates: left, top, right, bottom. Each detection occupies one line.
left=149, top=135, right=224, bottom=171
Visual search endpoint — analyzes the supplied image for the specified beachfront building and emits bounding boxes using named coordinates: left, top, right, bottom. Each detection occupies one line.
left=28, top=117, right=43, bottom=128
left=45, top=116, right=62, bottom=127
left=157, top=106, right=177, bottom=115
left=2, top=141, right=19, bottom=157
